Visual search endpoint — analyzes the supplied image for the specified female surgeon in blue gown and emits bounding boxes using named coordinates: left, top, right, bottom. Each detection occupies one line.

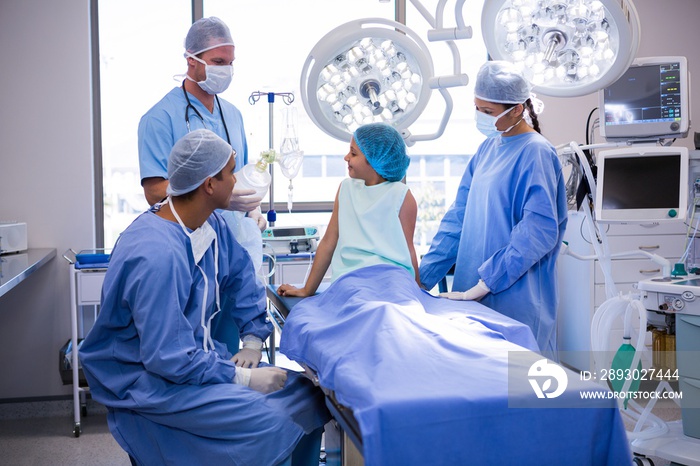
left=419, top=61, right=568, bottom=355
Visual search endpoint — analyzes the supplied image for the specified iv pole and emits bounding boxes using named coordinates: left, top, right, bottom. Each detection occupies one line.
left=249, top=91, right=294, bottom=228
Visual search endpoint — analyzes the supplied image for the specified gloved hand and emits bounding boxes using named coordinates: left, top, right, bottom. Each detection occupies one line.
left=228, top=188, right=262, bottom=213
left=439, top=279, right=490, bottom=301
left=234, top=366, right=287, bottom=394
left=231, top=335, right=263, bottom=368
left=247, top=207, right=267, bottom=231
left=231, top=348, right=262, bottom=368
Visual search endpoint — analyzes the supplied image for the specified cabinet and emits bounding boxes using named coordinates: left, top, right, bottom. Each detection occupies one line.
left=557, top=211, right=687, bottom=371
left=265, top=253, right=331, bottom=286
left=68, top=264, right=106, bottom=437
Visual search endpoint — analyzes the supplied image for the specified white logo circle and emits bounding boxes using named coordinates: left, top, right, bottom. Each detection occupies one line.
left=527, top=358, right=568, bottom=398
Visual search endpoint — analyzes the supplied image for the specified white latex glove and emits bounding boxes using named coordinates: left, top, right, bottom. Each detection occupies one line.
left=234, top=366, right=288, bottom=394
left=231, top=348, right=262, bottom=368
left=229, top=188, right=262, bottom=213
left=231, top=336, right=263, bottom=368
left=439, top=279, right=490, bottom=301
left=247, top=207, right=267, bottom=231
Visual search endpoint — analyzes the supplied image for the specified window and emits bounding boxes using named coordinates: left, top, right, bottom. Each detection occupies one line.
left=97, top=1, right=487, bottom=253
left=97, top=0, right=191, bottom=246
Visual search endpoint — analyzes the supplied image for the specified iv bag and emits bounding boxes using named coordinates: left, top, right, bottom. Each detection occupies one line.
left=279, top=150, right=304, bottom=179
left=279, top=107, right=303, bottom=180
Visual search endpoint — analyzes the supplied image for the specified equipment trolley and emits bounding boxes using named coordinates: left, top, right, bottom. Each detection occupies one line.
left=63, top=249, right=109, bottom=437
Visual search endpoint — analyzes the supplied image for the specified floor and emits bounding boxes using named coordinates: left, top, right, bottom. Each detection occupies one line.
left=0, top=380, right=691, bottom=466
left=0, top=400, right=131, bottom=466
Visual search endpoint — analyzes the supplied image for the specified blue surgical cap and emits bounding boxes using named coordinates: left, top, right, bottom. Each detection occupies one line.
left=167, top=129, right=232, bottom=196
left=474, top=60, right=531, bottom=105
left=353, top=123, right=409, bottom=182
left=185, top=17, right=234, bottom=55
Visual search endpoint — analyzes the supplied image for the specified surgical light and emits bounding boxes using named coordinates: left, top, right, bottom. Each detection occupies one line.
left=482, top=0, right=641, bottom=97
left=301, top=17, right=461, bottom=145
left=301, top=19, right=432, bottom=142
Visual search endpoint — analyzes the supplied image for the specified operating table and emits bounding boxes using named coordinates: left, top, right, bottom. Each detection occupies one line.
left=267, top=264, right=631, bottom=466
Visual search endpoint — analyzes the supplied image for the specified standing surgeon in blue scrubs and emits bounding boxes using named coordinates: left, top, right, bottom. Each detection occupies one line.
left=80, top=130, right=328, bottom=466
left=419, top=61, right=568, bottom=355
left=138, top=16, right=266, bottom=353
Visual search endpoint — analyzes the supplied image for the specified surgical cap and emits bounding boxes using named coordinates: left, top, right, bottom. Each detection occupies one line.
left=185, top=16, right=234, bottom=55
left=167, top=129, right=232, bottom=196
left=353, top=123, right=409, bottom=182
left=474, top=60, right=532, bottom=105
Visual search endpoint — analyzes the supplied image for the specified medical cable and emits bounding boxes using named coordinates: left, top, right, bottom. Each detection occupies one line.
left=680, top=191, right=700, bottom=266
left=259, top=246, right=277, bottom=282
left=182, top=81, right=231, bottom=145
left=590, top=296, right=670, bottom=440
left=572, top=142, right=618, bottom=298
left=558, top=139, right=676, bottom=442
left=303, top=253, right=314, bottom=285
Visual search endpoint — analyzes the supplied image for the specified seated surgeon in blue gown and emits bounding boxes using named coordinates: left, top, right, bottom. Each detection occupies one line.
left=419, top=61, right=568, bottom=356
left=80, top=129, right=329, bottom=466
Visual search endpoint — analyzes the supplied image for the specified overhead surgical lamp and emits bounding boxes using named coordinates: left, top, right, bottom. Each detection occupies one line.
left=300, top=17, right=468, bottom=145
left=482, top=0, right=641, bottom=97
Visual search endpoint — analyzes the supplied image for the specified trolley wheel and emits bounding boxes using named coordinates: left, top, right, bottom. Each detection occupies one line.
left=633, top=456, right=654, bottom=466
left=73, top=424, right=81, bottom=438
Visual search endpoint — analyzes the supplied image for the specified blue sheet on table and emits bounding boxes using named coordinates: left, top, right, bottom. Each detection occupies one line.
left=280, top=264, right=631, bottom=466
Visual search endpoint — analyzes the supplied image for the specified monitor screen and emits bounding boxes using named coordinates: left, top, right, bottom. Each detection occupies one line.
left=599, top=56, right=689, bottom=141
left=594, top=146, right=689, bottom=223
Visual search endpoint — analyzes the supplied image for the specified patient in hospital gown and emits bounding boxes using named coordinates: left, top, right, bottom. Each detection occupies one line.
left=278, top=122, right=419, bottom=297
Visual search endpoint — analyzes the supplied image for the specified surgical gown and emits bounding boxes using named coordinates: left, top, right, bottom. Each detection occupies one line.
left=419, top=132, right=567, bottom=353
left=79, top=209, right=329, bottom=465
left=138, top=86, right=249, bottom=352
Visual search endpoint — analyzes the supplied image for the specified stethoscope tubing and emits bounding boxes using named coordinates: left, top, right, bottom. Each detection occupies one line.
left=182, top=81, right=231, bottom=144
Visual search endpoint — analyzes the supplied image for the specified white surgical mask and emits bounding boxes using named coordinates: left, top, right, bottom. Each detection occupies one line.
left=167, top=197, right=221, bottom=352
left=189, top=222, right=217, bottom=263
left=475, top=106, right=522, bottom=138
left=186, top=52, right=233, bottom=95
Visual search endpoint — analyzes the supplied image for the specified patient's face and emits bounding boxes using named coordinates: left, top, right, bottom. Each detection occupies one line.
left=345, top=138, right=376, bottom=183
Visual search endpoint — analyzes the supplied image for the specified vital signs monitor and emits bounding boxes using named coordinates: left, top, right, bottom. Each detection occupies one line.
left=600, top=56, right=690, bottom=142
left=594, top=146, right=689, bottom=224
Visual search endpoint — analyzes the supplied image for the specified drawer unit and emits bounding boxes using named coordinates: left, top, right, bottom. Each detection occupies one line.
left=558, top=211, right=687, bottom=371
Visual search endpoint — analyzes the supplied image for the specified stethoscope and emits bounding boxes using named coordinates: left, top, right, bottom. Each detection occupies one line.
left=182, top=80, right=231, bottom=144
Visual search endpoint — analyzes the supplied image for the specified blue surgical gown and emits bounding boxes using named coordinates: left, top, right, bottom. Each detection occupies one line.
left=138, top=86, right=249, bottom=352
left=79, top=209, right=329, bottom=465
left=419, top=132, right=567, bottom=353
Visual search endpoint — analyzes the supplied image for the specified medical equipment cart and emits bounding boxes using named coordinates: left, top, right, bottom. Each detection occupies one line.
left=63, top=249, right=109, bottom=437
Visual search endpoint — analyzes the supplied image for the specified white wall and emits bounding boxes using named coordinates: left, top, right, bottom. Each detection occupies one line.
left=0, top=0, right=94, bottom=399
left=0, top=0, right=698, bottom=400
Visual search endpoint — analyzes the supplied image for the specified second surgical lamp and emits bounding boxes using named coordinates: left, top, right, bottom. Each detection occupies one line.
left=481, top=0, right=641, bottom=97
